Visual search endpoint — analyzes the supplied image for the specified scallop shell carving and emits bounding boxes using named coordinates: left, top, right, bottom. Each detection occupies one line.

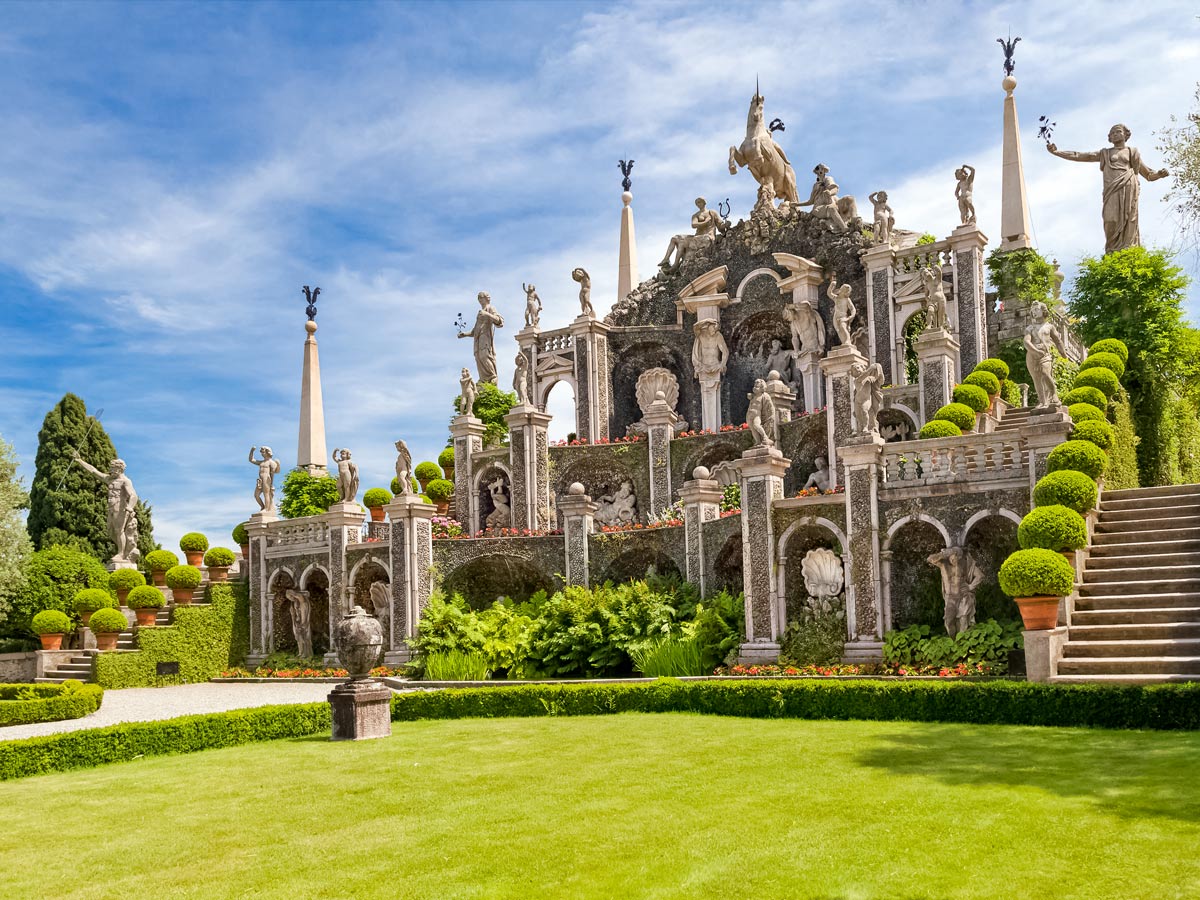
left=801, top=548, right=844, bottom=599
left=635, top=368, right=680, bottom=415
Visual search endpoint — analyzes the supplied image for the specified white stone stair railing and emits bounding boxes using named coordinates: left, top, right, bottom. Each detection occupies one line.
left=881, top=431, right=1026, bottom=486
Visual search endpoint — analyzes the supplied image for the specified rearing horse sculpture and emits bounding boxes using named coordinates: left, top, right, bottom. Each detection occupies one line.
left=728, top=89, right=799, bottom=204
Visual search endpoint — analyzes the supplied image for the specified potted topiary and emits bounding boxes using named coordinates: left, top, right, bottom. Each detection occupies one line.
left=203, top=547, right=236, bottom=582
left=126, top=585, right=166, bottom=627
left=145, top=549, right=179, bottom=586
left=165, top=564, right=203, bottom=605
left=1089, top=338, right=1129, bottom=365
left=918, top=420, right=961, bottom=440
left=1062, top=386, right=1108, bottom=410
left=88, top=607, right=127, bottom=651
left=438, top=447, right=455, bottom=485
left=363, top=488, right=393, bottom=522
left=1078, top=352, right=1126, bottom=379
left=964, top=370, right=1001, bottom=408
left=414, top=461, right=441, bottom=493
left=1033, top=470, right=1099, bottom=514
left=108, top=568, right=146, bottom=606
left=1067, top=403, right=1106, bottom=425
left=179, top=532, right=209, bottom=567
left=1018, top=504, right=1089, bottom=569
left=952, top=383, right=990, bottom=414
left=1073, top=366, right=1120, bottom=400
left=74, top=587, right=115, bottom=626
left=425, top=478, right=454, bottom=514
left=999, top=548, right=1076, bottom=631
left=232, top=523, right=249, bottom=564
left=32, top=610, right=73, bottom=651
left=1072, top=418, right=1114, bottom=452
left=1046, top=439, right=1108, bottom=482
left=932, top=402, right=977, bottom=433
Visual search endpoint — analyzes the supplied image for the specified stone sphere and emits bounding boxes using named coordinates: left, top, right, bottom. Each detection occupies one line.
left=1002, top=75, right=1017, bottom=93
left=335, top=605, right=383, bottom=679
left=305, top=320, right=318, bottom=335
left=693, top=466, right=711, bottom=480
left=622, top=191, right=632, bottom=205
left=568, top=482, right=585, bottom=496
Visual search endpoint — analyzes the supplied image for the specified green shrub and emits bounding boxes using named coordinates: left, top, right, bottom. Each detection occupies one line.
left=425, top=479, right=454, bottom=503
left=690, top=590, right=744, bottom=671
left=883, top=620, right=1023, bottom=668
left=630, top=637, right=703, bottom=677
left=362, top=488, right=392, bottom=508
left=974, top=358, right=1010, bottom=381
left=1047, top=440, right=1108, bottom=480
left=1068, top=403, right=1106, bottom=424
left=1033, top=470, right=1099, bottom=513
left=952, top=383, right=990, bottom=413
left=1062, top=386, right=1108, bottom=409
left=932, top=403, right=976, bottom=431
left=179, top=532, right=208, bottom=553
left=203, top=547, right=236, bottom=568
left=165, top=565, right=202, bottom=590
left=31, top=610, right=72, bottom=635
left=438, top=447, right=455, bottom=470
left=1017, top=505, right=1089, bottom=552
left=88, top=607, right=127, bottom=634
left=391, top=476, right=421, bottom=495
left=414, top=462, right=442, bottom=484
left=1000, top=379, right=1022, bottom=407
left=424, top=650, right=491, bottom=681
left=1089, top=338, right=1129, bottom=365
left=0, top=681, right=103, bottom=728
left=999, top=549, right=1075, bottom=598
left=126, top=585, right=165, bottom=609
left=918, top=420, right=961, bottom=439
left=10, top=546, right=110, bottom=634
left=1079, top=351, right=1126, bottom=379
left=232, top=523, right=248, bottom=545
left=107, top=569, right=145, bottom=592
left=1106, top=390, right=1141, bottom=490
left=279, top=469, right=339, bottom=518
left=963, top=370, right=1001, bottom=395
left=1073, top=366, right=1121, bottom=399
left=144, top=549, right=179, bottom=573
left=1072, top=418, right=1114, bottom=451
left=720, top=484, right=741, bottom=512
left=74, top=588, right=115, bottom=614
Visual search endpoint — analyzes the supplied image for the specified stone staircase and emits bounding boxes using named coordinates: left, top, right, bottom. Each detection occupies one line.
left=35, top=606, right=173, bottom=684
left=995, top=405, right=1033, bottom=432
left=1056, top=482, right=1200, bottom=684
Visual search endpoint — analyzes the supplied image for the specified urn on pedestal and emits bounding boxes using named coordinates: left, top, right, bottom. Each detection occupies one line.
left=328, top=605, right=392, bottom=741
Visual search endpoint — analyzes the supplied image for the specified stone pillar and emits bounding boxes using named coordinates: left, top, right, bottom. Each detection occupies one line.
left=506, top=405, right=553, bottom=531
left=617, top=190, right=639, bottom=303
left=679, top=468, right=723, bottom=597
left=322, top=503, right=365, bottom=664
left=297, top=320, right=328, bottom=476
left=643, top=392, right=679, bottom=516
left=1023, top=626, right=1068, bottom=682
left=860, top=244, right=898, bottom=385
left=244, top=512, right=276, bottom=666
left=914, top=328, right=960, bottom=425
left=999, top=74, right=1034, bottom=252
left=947, top=223, right=989, bottom=375
left=1023, top=411, right=1073, bottom=497
left=677, top=266, right=731, bottom=431
left=384, top=493, right=436, bottom=663
left=449, top=414, right=486, bottom=532
left=774, top=253, right=827, bottom=411
left=737, top=446, right=790, bottom=662
left=792, top=350, right=823, bottom=413
left=569, top=316, right=612, bottom=443
left=819, top=344, right=867, bottom=490
left=838, top=437, right=886, bottom=647
left=559, top=483, right=598, bottom=587
left=763, top=372, right=796, bottom=424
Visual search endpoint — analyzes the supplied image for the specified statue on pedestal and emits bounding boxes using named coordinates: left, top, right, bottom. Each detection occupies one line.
left=283, top=588, right=313, bottom=659
left=513, top=353, right=531, bottom=406
left=851, top=361, right=885, bottom=435
left=394, top=439, right=412, bottom=496
left=798, top=164, right=859, bottom=232
left=765, top=338, right=795, bottom=387
left=596, top=480, right=638, bottom=527
left=459, top=368, right=477, bottom=418
left=692, top=320, right=729, bottom=393
left=829, top=276, right=857, bottom=346
left=522, top=283, right=542, bottom=329
left=1024, top=301, right=1069, bottom=407
left=332, top=448, right=359, bottom=504
left=920, top=265, right=949, bottom=332
left=955, top=164, right=976, bottom=225
left=659, top=197, right=728, bottom=272
left=249, top=446, right=281, bottom=513
left=572, top=268, right=595, bottom=318
left=869, top=191, right=894, bottom=245
left=458, top=291, right=504, bottom=383
left=70, top=451, right=140, bottom=564
left=368, top=581, right=390, bottom=640
left=783, top=300, right=826, bottom=355
left=485, top=476, right=512, bottom=529
left=728, top=88, right=799, bottom=205
left=746, top=378, right=778, bottom=449
left=802, top=456, right=831, bottom=491
left=926, top=547, right=984, bottom=637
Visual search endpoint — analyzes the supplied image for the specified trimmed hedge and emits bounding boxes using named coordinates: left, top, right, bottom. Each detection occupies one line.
left=1073, top=366, right=1120, bottom=399
left=974, top=358, right=1010, bottom=381
left=1068, top=402, right=1106, bottom=424
left=1018, top=505, right=1088, bottom=552
left=952, top=383, right=990, bottom=413
left=999, top=549, right=1075, bottom=598
left=1089, top=338, right=1129, bottom=365
left=919, top=420, right=962, bottom=440
left=932, top=402, right=976, bottom=431
left=3, top=680, right=1200, bottom=780
left=1047, top=439, right=1108, bottom=480
left=0, top=681, right=103, bottom=728
left=1062, top=386, right=1108, bottom=409
left=1072, top=418, right=1114, bottom=451
left=1033, top=470, right=1099, bottom=513
left=1079, top=351, right=1126, bottom=379
left=963, top=370, right=1001, bottom=396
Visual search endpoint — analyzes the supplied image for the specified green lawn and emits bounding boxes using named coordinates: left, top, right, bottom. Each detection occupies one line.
left=3, top=714, right=1199, bottom=899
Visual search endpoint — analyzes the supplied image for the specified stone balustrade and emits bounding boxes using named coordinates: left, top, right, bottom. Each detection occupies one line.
left=539, top=330, right=573, bottom=353
left=881, top=431, right=1025, bottom=486
left=893, top=240, right=953, bottom=274
left=265, top=516, right=330, bottom=548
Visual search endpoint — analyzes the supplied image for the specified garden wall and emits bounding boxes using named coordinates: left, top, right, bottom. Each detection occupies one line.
left=0, top=653, right=37, bottom=684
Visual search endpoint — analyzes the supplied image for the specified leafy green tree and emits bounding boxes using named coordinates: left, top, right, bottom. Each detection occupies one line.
left=986, top=247, right=1056, bottom=308
left=280, top=469, right=339, bottom=518
left=1158, top=84, right=1200, bottom=252
left=1105, top=390, right=1142, bottom=490
left=452, top=381, right=517, bottom=448
left=8, top=545, right=110, bottom=635
left=0, top=437, right=33, bottom=628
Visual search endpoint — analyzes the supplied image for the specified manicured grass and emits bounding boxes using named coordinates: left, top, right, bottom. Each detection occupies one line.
left=2, top=714, right=1198, bottom=899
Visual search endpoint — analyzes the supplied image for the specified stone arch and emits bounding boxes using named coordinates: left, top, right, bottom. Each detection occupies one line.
left=298, top=562, right=331, bottom=591
left=734, top=267, right=783, bottom=301
left=611, top=340, right=690, bottom=437
left=777, top=517, right=849, bottom=637
left=878, top=405, right=918, bottom=443
left=678, top=439, right=743, bottom=483
left=884, top=516, right=948, bottom=631
left=885, top=513, right=951, bottom=549
left=962, top=510, right=1022, bottom=623
left=537, top=371, right=577, bottom=409
left=441, top=553, right=554, bottom=610
left=899, top=308, right=926, bottom=386
left=266, top=565, right=295, bottom=593
left=350, top=557, right=390, bottom=610
left=598, top=545, right=683, bottom=585
left=712, top=532, right=743, bottom=595
left=474, top=461, right=513, bottom=533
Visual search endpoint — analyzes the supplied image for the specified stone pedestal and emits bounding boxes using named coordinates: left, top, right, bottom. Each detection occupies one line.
left=569, top=317, right=612, bottom=443
left=679, top=470, right=723, bottom=597
left=1023, top=409, right=1073, bottom=497
left=321, top=504, right=367, bottom=664
left=506, top=406, right=552, bottom=531
left=737, top=446, right=790, bottom=661
left=559, top=485, right=598, bottom=587
left=860, top=244, right=898, bottom=385
left=947, top=224, right=989, bottom=375
left=793, top=349, right=823, bottom=414
left=328, top=679, right=392, bottom=741
left=839, top=437, right=886, bottom=642
left=820, top=345, right=867, bottom=489
left=914, top=328, right=960, bottom=425
left=1023, top=626, right=1068, bottom=683
left=105, top=559, right=137, bottom=572
left=763, top=374, right=796, bottom=424
left=449, top=415, right=486, bottom=531
left=384, top=494, right=436, bottom=663
left=677, top=266, right=731, bottom=432
left=642, top=395, right=679, bottom=516
left=244, top=511, right=278, bottom=666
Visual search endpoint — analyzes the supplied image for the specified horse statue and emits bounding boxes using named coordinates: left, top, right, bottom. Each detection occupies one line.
left=728, top=88, right=799, bottom=205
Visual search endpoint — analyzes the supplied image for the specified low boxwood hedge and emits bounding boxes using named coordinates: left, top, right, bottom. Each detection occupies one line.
left=1047, top=439, right=1108, bottom=480
left=0, top=681, right=103, bottom=728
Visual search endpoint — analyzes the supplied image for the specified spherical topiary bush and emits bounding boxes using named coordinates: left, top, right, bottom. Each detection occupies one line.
left=932, top=402, right=976, bottom=432
left=974, top=358, right=1010, bottom=382
left=108, top=568, right=145, bottom=592
left=1018, top=505, right=1089, bottom=552
left=952, top=383, right=991, bottom=413
left=1062, top=386, right=1108, bottom=409
left=32, top=610, right=73, bottom=635
left=88, top=607, right=127, bottom=634
left=74, top=588, right=115, bottom=614
left=999, top=549, right=1076, bottom=598
left=437, top=447, right=455, bottom=470
left=414, top=462, right=442, bottom=485
left=144, top=549, right=179, bottom=574
left=232, top=523, right=248, bottom=545
left=391, top=476, right=421, bottom=495
left=203, top=547, right=236, bottom=568
left=1068, top=403, right=1106, bottom=424
left=179, top=532, right=209, bottom=553
left=425, top=478, right=454, bottom=503
left=165, top=565, right=203, bottom=590
left=919, top=420, right=962, bottom=440
left=1047, top=439, right=1108, bottom=480
left=1072, top=418, right=1114, bottom=452
left=363, top=488, right=392, bottom=509
left=964, top=370, right=1001, bottom=396
left=126, top=585, right=166, bottom=609
left=1089, top=338, right=1129, bottom=365
left=1033, top=470, right=1099, bottom=513
left=1073, top=366, right=1120, bottom=400
left=1079, top=352, right=1126, bottom=379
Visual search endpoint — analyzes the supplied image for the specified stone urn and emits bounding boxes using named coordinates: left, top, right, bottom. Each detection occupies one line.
left=335, top=605, right=384, bottom=679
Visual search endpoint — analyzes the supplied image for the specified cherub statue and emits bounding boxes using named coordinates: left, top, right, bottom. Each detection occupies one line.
left=572, top=268, right=595, bottom=318
left=868, top=191, right=894, bottom=245
left=851, top=362, right=886, bottom=436
left=920, top=265, right=949, bottom=332
left=459, top=368, right=477, bottom=417
left=332, top=448, right=359, bottom=504
left=955, top=164, right=976, bottom=225
left=746, top=378, right=778, bottom=449
left=829, top=275, right=856, bottom=346
left=513, top=353, right=531, bottom=406
left=394, top=439, right=412, bottom=496
left=522, top=282, right=542, bottom=329
left=249, top=445, right=281, bottom=513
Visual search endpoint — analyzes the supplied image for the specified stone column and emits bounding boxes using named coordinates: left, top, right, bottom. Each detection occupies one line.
left=914, top=329, right=960, bottom=425
left=642, top=392, right=678, bottom=516
left=679, top=468, right=723, bottom=597
left=506, top=405, right=553, bottom=531
left=838, top=436, right=886, bottom=647
left=244, top=512, right=276, bottom=666
left=322, top=503, right=365, bottom=664
left=947, top=223, right=989, bottom=375
left=297, top=319, right=329, bottom=476
left=449, top=414, right=486, bottom=532
left=737, top=446, right=790, bottom=662
left=384, top=493, right=436, bottom=663
left=559, top=483, right=598, bottom=587
left=677, top=265, right=731, bottom=431
left=819, top=345, right=867, bottom=490
left=774, top=253, right=827, bottom=412
left=860, top=244, right=898, bottom=385
left=569, top=316, right=612, bottom=442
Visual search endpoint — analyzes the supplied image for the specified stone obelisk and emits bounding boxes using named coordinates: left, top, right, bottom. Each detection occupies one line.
left=617, top=160, right=639, bottom=303
left=297, top=290, right=328, bottom=476
left=999, top=72, right=1034, bottom=252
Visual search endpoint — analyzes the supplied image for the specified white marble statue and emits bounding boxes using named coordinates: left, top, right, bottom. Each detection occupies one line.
left=801, top=547, right=844, bottom=599
left=459, top=368, right=477, bottom=417
left=1024, top=301, right=1069, bottom=408
left=1046, top=124, right=1170, bottom=254
left=765, top=338, right=795, bottom=387
left=868, top=191, right=894, bottom=245
left=522, top=282, right=542, bottom=329
left=596, top=480, right=638, bottom=527
left=692, top=319, right=729, bottom=392
left=283, top=588, right=313, bottom=659
left=926, top=547, right=984, bottom=638
left=851, top=361, right=885, bottom=436
left=659, top=197, right=729, bottom=271
left=728, top=88, right=799, bottom=204
left=394, top=439, right=412, bottom=496
left=746, top=378, right=778, bottom=449
left=332, top=448, right=359, bottom=504
left=920, top=265, right=949, bottom=332
left=783, top=300, right=826, bottom=355
left=572, top=268, right=595, bottom=318
left=513, top=353, right=531, bottom=406
left=249, top=445, right=281, bottom=513
left=955, top=164, right=976, bottom=225
left=368, top=581, right=390, bottom=640
left=70, top=451, right=140, bottom=564
left=798, top=164, right=859, bottom=233
left=485, top=476, right=512, bottom=529
left=458, top=291, right=504, bottom=383
left=802, top=456, right=831, bottom=492
left=829, top=276, right=856, bottom=346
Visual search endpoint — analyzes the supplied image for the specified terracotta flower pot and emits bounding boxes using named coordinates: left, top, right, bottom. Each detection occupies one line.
left=437, top=501, right=449, bottom=515
left=172, top=587, right=194, bottom=605
left=417, top=479, right=431, bottom=493
left=442, top=465, right=455, bottom=485
left=1060, top=551, right=1076, bottom=571
left=95, top=632, right=119, bottom=651
left=116, top=588, right=130, bottom=606
left=208, top=567, right=229, bottom=583
left=240, top=543, right=250, bottom=562
left=134, top=608, right=158, bottom=627
left=39, top=633, right=64, bottom=651
left=80, top=610, right=93, bottom=627
left=369, top=507, right=386, bottom=522
left=185, top=550, right=204, bottom=566
left=152, top=570, right=167, bottom=587
left=1016, top=596, right=1061, bottom=631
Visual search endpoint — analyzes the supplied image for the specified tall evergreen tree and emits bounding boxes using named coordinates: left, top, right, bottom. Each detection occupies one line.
left=0, top=436, right=32, bottom=627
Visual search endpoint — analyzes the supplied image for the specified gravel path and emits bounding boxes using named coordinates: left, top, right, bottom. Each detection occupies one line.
left=1, top=682, right=336, bottom=742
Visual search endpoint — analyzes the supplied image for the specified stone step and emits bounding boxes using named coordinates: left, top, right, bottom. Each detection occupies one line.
left=1104, top=483, right=1200, bottom=502
left=1082, top=565, right=1200, bottom=585
left=1095, top=515, right=1200, bottom=534
left=1100, top=493, right=1200, bottom=513
left=49, top=664, right=95, bottom=676
left=1089, top=539, right=1200, bottom=559
left=1062, top=638, right=1200, bottom=658
left=1072, top=606, right=1200, bottom=625
left=1099, top=504, right=1200, bottom=523
left=1092, top=525, right=1200, bottom=545
left=1056, top=656, right=1200, bottom=675
left=1086, top=551, right=1200, bottom=570
left=1069, top=622, right=1200, bottom=641
left=1052, top=673, right=1200, bottom=685
left=1075, top=592, right=1200, bottom=610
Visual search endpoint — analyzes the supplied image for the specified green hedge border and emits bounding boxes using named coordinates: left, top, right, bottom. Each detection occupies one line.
left=3, top=680, right=1199, bottom=780
left=0, top=682, right=104, bottom=728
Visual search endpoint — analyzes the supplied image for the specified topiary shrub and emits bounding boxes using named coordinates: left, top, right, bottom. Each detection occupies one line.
left=392, top=476, right=421, bottom=495
left=952, top=383, right=990, bottom=413
left=9, top=546, right=111, bottom=634
left=974, top=358, right=1010, bottom=382
left=165, top=565, right=202, bottom=590
left=964, top=370, right=1001, bottom=396
left=1047, top=440, right=1108, bottom=480
left=1072, top=418, right=1114, bottom=451
left=144, top=549, right=179, bottom=573
left=231, top=523, right=248, bottom=545
left=179, top=533, right=208, bottom=553
left=999, top=549, right=1076, bottom=598
left=1079, top=352, right=1126, bottom=379
left=1068, top=403, right=1106, bottom=424
left=74, top=588, right=115, bottom=614
left=126, top=585, right=165, bottom=609
left=918, top=420, right=962, bottom=440
left=363, top=488, right=392, bottom=509
left=1062, top=386, right=1108, bottom=409
left=932, top=403, right=976, bottom=432
left=1089, top=338, right=1129, bottom=365
left=1017, top=505, right=1089, bottom=552
left=32, top=610, right=73, bottom=635
left=203, top=547, right=236, bottom=568
left=425, top=479, right=454, bottom=503
left=1000, top=378, right=1022, bottom=407
left=1033, top=470, right=1099, bottom=513
left=438, top=447, right=455, bottom=470
left=1073, top=366, right=1120, bottom=399
left=108, top=569, right=145, bottom=592
left=414, top=462, right=442, bottom=485
left=87, top=607, right=127, bottom=634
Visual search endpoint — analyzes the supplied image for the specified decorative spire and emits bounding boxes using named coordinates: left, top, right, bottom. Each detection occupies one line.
left=618, top=159, right=634, bottom=192
left=297, top=285, right=328, bottom=475
left=997, top=34, right=1020, bottom=77
left=302, top=285, right=321, bottom=321
left=616, top=160, right=639, bottom=303
left=998, top=39, right=1033, bottom=252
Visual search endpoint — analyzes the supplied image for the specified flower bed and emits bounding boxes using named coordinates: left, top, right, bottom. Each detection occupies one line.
left=598, top=520, right=683, bottom=533
left=717, top=661, right=1004, bottom=678
left=219, top=664, right=408, bottom=680
left=551, top=435, right=644, bottom=447
left=793, top=486, right=844, bottom=498
left=469, top=527, right=563, bottom=538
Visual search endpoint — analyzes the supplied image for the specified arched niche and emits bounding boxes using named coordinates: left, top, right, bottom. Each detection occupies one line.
left=611, top=340, right=689, bottom=438
left=598, top=546, right=683, bottom=585
left=725, top=308, right=790, bottom=427
left=442, top=554, right=555, bottom=610
left=963, top=511, right=1022, bottom=623
left=884, top=516, right=948, bottom=631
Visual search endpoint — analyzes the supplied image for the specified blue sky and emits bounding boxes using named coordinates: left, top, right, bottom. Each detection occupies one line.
left=1, top=0, right=1198, bottom=554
